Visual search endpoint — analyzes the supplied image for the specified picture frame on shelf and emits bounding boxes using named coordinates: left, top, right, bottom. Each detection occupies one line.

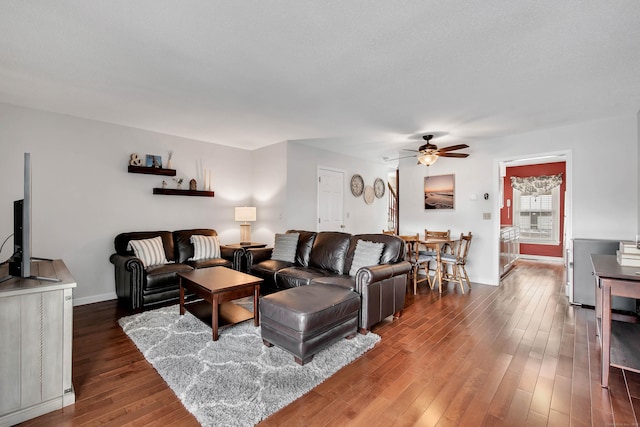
left=146, top=154, right=162, bottom=168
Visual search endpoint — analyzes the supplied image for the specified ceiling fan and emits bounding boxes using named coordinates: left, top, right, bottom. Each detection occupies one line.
left=388, top=134, right=470, bottom=166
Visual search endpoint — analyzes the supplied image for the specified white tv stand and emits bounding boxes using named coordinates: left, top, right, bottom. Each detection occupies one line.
left=0, top=259, right=76, bottom=426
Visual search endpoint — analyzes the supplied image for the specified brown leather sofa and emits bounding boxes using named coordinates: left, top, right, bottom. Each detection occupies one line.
left=247, top=230, right=412, bottom=334
left=110, top=228, right=236, bottom=310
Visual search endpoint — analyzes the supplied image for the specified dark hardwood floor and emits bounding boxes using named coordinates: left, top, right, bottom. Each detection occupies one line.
left=19, top=260, right=640, bottom=426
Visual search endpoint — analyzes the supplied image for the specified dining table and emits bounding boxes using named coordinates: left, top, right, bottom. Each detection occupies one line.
left=420, top=237, right=456, bottom=294
left=398, top=234, right=456, bottom=294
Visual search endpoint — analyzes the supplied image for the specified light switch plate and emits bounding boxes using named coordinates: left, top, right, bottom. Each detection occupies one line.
left=483, top=212, right=491, bottom=220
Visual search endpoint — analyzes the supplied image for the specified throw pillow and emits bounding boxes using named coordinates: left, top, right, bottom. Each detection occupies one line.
left=271, top=233, right=299, bottom=263
left=127, top=236, right=168, bottom=268
left=189, top=235, right=221, bottom=261
left=349, top=239, right=385, bottom=277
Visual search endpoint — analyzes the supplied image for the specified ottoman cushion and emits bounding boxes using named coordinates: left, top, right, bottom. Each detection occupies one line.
left=261, top=284, right=360, bottom=333
left=260, top=283, right=360, bottom=364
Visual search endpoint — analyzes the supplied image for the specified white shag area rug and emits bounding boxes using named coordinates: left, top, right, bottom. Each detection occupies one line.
left=118, top=303, right=380, bottom=426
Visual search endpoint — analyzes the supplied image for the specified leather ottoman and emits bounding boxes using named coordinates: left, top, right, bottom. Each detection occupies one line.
left=260, top=283, right=360, bottom=365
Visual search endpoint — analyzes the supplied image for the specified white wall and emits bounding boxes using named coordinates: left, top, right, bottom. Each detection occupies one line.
left=285, top=142, right=391, bottom=236
left=250, top=141, right=288, bottom=244
left=399, top=114, right=638, bottom=286
left=0, top=103, right=252, bottom=305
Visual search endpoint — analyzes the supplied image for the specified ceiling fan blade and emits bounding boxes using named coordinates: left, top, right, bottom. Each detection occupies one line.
left=438, top=152, right=469, bottom=158
left=437, top=144, right=469, bottom=153
left=385, top=154, right=418, bottom=161
left=402, top=148, right=421, bottom=153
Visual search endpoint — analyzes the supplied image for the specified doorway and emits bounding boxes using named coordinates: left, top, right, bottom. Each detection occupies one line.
left=317, top=167, right=345, bottom=232
left=496, top=151, right=572, bottom=285
left=387, top=168, right=399, bottom=232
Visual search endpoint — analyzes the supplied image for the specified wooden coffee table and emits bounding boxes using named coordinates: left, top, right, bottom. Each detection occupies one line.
left=178, top=266, right=262, bottom=341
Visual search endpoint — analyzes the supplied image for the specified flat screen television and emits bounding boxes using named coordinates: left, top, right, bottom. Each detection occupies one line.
left=1, top=153, right=58, bottom=283
left=9, top=153, right=32, bottom=277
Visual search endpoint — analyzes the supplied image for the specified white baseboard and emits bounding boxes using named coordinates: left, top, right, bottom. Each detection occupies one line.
left=518, top=254, right=565, bottom=263
left=73, top=292, right=117, bottom=306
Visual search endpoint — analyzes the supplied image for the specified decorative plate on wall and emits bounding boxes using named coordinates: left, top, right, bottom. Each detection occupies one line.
left=374, top=178, right=385, bottom=198
left=350, top=174, right=364, bottom=197
left=363, top=185, right=375, bottom=204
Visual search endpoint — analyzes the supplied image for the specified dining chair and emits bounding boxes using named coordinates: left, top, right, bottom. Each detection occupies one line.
left=400, top=234, right=434, bottom=294
left=440, top=232, right=473, bottom=293
left=421, top=229, right=451, bottom=257
left=420, top=229, right=451, bottom=289
left=424, top=229, right=451, bottom=239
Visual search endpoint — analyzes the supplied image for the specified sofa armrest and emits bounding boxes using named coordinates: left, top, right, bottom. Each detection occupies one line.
left=245, top=247, right=274, bottom=270
left=354, top=261, right=412, bottom=292
left=110, top=253, right=145, bottom=310
left=220, top=245, right=236, bottom=260
left=354, top=261, right=412, bottom=334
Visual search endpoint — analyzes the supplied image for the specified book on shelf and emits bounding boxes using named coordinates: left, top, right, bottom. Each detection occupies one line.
left=619, top=241, right=640, bottom=254
left=616, top=250, right=640, bottom=266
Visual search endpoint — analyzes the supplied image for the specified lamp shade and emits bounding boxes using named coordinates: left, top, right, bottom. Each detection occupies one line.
left=418, top=153, right=439, bottom=166
left=235, top=206, right=256, bottom=222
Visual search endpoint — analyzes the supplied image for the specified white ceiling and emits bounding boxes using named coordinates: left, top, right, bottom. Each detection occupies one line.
left=2, top=1, right=640, bottom=162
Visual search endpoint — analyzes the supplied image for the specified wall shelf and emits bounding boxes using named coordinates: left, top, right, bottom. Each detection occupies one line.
left=128, top=165, right=176, bottom=176
left=153, top=188, right=214, bottom=197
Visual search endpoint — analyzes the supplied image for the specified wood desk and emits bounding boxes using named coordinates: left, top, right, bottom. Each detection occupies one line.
left=591, top=254, right=640, bottom=387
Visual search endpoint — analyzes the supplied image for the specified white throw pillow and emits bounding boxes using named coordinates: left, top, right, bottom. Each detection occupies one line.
left=127, top=236, right=168, bottom=268
left=349, top=239, right=385, bottom=277
left=271, top=233, right=299, bottom=263
left=189, top=235, right=221, bottom=260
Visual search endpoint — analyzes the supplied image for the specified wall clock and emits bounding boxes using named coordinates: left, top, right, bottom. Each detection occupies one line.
left=363, top=185, right=375, bottom=205
left=350, top=174, right=364, bottom=197
left=374, top=178, right=385, bottom=198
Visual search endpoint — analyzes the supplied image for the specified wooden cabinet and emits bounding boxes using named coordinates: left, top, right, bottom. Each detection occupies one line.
left=0, top=260, right=76, bottom=426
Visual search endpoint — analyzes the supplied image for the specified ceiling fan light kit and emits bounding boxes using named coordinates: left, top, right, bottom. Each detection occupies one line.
left=418, top=153, right=439, bottom=166
left=386, top=134, right=470, bottom=166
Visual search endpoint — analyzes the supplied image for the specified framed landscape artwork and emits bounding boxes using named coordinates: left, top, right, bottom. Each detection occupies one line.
left=424, top=174, right=455, bottom=210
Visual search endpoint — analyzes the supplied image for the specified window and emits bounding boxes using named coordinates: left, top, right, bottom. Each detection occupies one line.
left=513, top=186, right=560, bottom=244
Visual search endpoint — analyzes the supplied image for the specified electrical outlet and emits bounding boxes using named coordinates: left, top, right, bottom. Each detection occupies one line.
left=483, top=212, right=491, bottom=220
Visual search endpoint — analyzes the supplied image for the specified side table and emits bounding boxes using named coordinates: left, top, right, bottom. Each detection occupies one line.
left=223, top=243, right=267, bottom=272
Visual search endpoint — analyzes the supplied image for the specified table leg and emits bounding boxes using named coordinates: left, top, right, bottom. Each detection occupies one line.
left=436, top=252, right=443, bottom=294
left=254, top=285, right=260, bottom=326
left=212, top=296, right=219, bottom=341
left=601, top=280, right=611, bottom=388
left=179, top=278, right=185, bottom=316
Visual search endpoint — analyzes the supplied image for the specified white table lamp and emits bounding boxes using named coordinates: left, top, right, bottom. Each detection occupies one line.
left=235, top=207, right=256, bottom=245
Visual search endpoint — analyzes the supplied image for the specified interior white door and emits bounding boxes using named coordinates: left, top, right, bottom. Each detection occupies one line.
left=318, top=168, right=344, bottom=232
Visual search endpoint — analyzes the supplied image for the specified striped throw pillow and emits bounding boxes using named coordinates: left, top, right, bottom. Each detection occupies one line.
left=127, top=236, right=168, bottom=268
left=189, top=235, right=221, bottom=261
left=349, top=239, right=384, bottom=277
